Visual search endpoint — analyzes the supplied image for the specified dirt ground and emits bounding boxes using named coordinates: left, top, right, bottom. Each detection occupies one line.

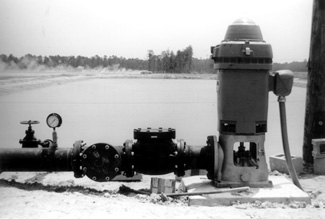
left=1, top=70, right=324, bottom=219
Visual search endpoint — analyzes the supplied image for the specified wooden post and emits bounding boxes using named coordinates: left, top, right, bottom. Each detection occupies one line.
left=303, top=0, right=325, bottom=167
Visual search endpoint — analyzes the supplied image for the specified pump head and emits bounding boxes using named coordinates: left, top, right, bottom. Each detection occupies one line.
left=211, top=18, right=273, bottom=72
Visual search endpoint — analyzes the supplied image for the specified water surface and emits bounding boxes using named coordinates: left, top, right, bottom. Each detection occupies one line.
left=0, top=78, right=306, bottom=164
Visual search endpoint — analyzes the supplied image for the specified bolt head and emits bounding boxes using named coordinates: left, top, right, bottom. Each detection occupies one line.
left=240, top=172, right=251, bottom=182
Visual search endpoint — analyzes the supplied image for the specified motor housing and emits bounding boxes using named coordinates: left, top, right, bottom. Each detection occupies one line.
left=211, top=18, right=273, bottom=187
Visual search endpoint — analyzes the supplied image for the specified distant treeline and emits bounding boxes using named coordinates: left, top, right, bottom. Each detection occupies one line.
left=0, top=50, right=307, bottom=73
left=272, top=60, right=308, bottom=72
left=148, top=45, right=201, bottom=73
left=0, top=54, right=148, bottom=71
left=0, top=45, right=213, bottom=73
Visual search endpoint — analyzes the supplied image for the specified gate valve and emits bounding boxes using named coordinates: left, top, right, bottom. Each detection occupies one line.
left=19, top=120, right=41, bottom=148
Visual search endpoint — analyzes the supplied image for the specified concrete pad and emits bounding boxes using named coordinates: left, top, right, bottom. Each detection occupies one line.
left=312, top=139, right=325, bottom=175
left=313, top=158, right=325, bottom=175
left=179, top=175, right=212, bottom=192
left=150, top=177, right=176, bottom=193
left=181, top=176, right=311, bottom=206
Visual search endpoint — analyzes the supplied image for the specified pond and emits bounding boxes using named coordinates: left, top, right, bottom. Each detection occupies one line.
left=0, top=78, right=306, bottom=165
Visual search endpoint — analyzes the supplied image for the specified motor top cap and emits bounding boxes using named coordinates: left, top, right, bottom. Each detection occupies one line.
left=224, top=18, right=264, bottom=41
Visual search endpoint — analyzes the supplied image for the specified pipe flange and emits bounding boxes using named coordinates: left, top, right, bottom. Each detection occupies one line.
left=123, top=140, right=135, bottom=177
left=72, top=140, right=85, bottom=178
left=206, top=136, right=218, bottom=180
left=80, top=143, right=122, bottom=182
left=174, top=139, right=186, bottom=176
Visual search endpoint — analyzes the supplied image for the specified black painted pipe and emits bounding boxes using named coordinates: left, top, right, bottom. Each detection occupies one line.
left=0, top=148, right=73, bottom=173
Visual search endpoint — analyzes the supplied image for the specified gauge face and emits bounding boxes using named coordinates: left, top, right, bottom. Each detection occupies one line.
left=46, top=113, right=62, bottom=128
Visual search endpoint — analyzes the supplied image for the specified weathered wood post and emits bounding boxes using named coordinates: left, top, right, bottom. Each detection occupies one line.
left=303, top=0, right=325, bottom=169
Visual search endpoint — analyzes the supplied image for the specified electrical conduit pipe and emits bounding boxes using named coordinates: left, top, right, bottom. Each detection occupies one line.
left=278, top=96, right=303, bottom=191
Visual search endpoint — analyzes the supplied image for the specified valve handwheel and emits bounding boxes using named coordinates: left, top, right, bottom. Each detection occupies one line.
left=20, top=120, right=40, bottom=125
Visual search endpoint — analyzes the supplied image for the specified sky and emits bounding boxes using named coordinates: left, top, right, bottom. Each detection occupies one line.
left=0, top=0, right=312, bottom=63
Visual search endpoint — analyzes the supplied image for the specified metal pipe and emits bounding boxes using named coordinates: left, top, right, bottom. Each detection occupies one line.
left=278, top=96, right=303, bottom=190
left=184, top=145, right=210, bottom=170
left=0, top=143, right=210, bottom=181
left=164, top=186, right=250, bottom=197
left=0, top=148, right=73, bottom=173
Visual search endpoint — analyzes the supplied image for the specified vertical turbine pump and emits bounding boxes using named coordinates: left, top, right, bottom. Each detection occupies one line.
left=211, top=18, right=273, bottom=187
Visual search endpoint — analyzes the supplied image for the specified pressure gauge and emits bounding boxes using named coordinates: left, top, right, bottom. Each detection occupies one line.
left=46, top=113, right=62, bottom=128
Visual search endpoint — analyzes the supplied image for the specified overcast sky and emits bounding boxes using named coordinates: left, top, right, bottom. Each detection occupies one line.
left=0, top=0, right=312, bottom=62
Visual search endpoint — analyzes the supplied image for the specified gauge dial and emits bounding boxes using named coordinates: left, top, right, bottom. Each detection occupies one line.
left=46, top=113, right=62, bottom=128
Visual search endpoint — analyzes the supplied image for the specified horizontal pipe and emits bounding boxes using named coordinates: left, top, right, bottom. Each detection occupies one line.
left=0, top=144, right=210, bottom=180
left=164, top=186, right=250, bottom=197
left=0, top=148, right=73, bottom=173
left=185, top=145, right=209, bottom=170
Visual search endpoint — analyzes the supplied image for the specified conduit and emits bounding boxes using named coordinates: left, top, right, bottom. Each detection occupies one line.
left=278, top=96, right=303, bottom=191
